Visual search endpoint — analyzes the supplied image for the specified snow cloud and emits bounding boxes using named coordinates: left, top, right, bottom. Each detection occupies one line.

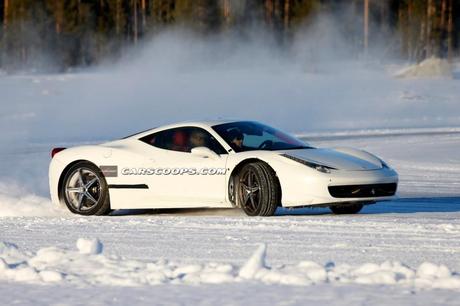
left=1, top=15, right=459, bottom=147
left=0, top=182, right=67, bottom=217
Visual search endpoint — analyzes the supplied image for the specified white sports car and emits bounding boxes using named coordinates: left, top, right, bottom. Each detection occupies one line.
left=49, top=120, right=398, bottom=216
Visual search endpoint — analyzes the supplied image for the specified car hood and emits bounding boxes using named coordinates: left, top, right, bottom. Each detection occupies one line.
left=279, top=148, right=383, bottom=171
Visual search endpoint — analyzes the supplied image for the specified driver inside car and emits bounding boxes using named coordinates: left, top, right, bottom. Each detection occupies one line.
left=228, top=129, right=245, bottom=151
left=189, top=130, right=208, bottom=150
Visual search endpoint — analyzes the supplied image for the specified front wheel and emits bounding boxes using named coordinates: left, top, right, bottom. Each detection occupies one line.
left=237, top=162, right=280, bottom=216
left=61, top=161, right=111, bottom=216
left=329, top=204, right=363, bottom=215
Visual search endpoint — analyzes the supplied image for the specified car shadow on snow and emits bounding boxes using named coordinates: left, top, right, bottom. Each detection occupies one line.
left=277, top=197, right=460, bottom=216
left=111, top=207, right=246, bottom=217
left=361, top=197, right=460, bottom=214
left=110, top=197, right=460, bottom=217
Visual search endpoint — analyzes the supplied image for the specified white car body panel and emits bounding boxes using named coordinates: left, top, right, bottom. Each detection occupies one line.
left=49, top=121, right=398, bottom=210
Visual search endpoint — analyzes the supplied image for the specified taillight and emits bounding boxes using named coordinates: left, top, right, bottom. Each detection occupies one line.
left=51, top=147, right=66, bottom=158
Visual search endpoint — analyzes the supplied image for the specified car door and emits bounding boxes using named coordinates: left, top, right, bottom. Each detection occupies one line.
left=139, top=126, right=230, bottom=208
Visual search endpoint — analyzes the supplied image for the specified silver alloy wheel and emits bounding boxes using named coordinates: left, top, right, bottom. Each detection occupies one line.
left=239, top=168, right=261, bottom=214
left=65, top=168, right=101, bottom=212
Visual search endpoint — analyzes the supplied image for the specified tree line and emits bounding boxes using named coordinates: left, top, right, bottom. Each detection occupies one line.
left=0, top=0, right=459, bottom=72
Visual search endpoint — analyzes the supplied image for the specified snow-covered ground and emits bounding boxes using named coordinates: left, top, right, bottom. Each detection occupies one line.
left=1, top=57, right=460, bottom=304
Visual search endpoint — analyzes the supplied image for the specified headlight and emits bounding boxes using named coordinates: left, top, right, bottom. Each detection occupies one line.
left=281, top=154, right=337, bottom=173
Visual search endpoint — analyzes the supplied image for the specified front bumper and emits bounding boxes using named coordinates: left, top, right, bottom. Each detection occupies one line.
left=328, top=183, right=397, bottom=198
left=280, top=167, right=399, bottom=207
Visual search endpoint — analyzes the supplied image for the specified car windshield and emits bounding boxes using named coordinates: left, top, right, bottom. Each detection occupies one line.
left=212, top=121, right=312, bottom=152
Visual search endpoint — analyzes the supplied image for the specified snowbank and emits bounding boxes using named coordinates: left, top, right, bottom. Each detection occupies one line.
left=394, top=57, right=453, bottom=78
left=0, top=182, right=66, bottom=217
left=1, top=239, right=459, bottom=290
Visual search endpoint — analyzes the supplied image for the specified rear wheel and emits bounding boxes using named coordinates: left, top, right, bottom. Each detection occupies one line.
left=237, top=162, right=280, bottom=217
left=61, top=162, right=111, bottom=216
left=329, top=204, right=363, bottom=215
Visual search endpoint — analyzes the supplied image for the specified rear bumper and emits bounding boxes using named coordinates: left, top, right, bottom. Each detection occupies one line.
left=49, top=157, right=65, bottom=207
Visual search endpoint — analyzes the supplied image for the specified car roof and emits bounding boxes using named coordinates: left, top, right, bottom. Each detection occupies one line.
left=123, top=119, right=245, bottom=139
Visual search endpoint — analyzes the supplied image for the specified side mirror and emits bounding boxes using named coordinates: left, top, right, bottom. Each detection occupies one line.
left=191, top=147, right=220, bottom=159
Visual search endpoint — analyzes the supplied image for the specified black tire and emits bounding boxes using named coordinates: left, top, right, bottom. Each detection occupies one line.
left=61, top=161, right=111, bottom=216
left=237, top=162, right=280, bottom=216
left=329, top=203, right=363, bottom=215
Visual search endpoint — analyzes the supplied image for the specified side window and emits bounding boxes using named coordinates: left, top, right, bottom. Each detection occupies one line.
left=140, top=127, right=227, bottom=155
left=140, top=128, right=189, bottom=152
